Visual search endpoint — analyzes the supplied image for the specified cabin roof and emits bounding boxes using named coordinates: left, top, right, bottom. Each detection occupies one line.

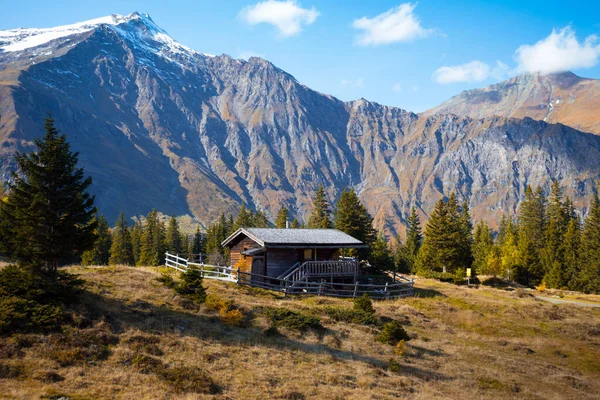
left=222, top=228, right=366, bottom=248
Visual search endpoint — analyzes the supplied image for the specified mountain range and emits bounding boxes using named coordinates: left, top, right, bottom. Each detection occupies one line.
left=1, top=12, right=600, bottom=236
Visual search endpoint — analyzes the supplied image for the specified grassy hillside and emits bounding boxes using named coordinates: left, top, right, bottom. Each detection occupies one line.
left=1, top=266, right=599, bottom=399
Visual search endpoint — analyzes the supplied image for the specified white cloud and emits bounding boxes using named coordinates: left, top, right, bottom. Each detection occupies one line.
left=341, top=78, right=365, bottom=88
left=352, top=3, right=434, bottom=46
left=432, top=60, right=509, bottom=84
left=515, top=27, right=600, bottom=74
left=240, top=0, right=319, bottom=37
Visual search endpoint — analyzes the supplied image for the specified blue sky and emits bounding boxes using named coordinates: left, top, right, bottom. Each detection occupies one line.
left=2, top=0, right=600, bottom=112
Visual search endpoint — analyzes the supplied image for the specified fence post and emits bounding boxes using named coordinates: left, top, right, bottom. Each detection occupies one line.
left=384, top=282, right=389, bottom=298
left=353, top=281, right=359, bottom=298
left=318, top=280, right=323, bottom=296
left=237, top=268, right=240, bottom=285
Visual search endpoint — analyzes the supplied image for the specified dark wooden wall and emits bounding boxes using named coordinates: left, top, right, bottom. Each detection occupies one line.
left=229, top=237, right=261, bottom=274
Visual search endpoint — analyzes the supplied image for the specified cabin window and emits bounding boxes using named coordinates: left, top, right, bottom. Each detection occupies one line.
left=303, top=249, right=313, bottom=260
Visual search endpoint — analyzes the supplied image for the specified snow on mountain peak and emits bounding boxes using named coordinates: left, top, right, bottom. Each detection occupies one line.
left=0, top=12, right=212, bottom=60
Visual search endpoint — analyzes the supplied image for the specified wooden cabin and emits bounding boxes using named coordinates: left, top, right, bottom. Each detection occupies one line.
left=221, top=228, right=366, bottom=283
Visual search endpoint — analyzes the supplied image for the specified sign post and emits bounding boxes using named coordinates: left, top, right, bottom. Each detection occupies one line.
left=466, top=268, right=472, bottom=285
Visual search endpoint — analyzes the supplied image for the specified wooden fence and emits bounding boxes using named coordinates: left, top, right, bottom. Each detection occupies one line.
left=165, top=252, right=414, bottom=299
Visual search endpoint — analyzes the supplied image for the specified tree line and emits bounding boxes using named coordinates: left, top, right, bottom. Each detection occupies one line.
left=393, top=183, right=600, bottom=294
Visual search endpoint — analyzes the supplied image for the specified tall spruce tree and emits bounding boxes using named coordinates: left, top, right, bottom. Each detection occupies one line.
left=458, top=200, right=474, bottom=269
left=138, top=210, right=166, bottom=266
left=109, top=212, right=134, bottom=266
left=307, top=184, right=332, bottom=229
left=415, top=194, right=464, bottom=275
left=290, top=218, right=300, bottom=228
left=579, top=195, right=600, bottom=293
left=472, top=221, right=493, bottom=275
left=404, top=206, right=423, bottom=269
left=334, top=188, right=376, bottom=254
left=275, top=207, right=289, bottom=228
left=0, top=116, right=96, bottom=278
left=517, top=186, right=547, bottom=285
left=562, top=219, right=582, bottom=290
left=253, top=210, right=270, bottom=228
left=130, top=221, right=143, bottom=266
left=192, top=226, right=204, bottom=255
left=165, top=215, right=183, bottom=254
left=81, top=215, right=112, bottom=266
left=370, top=234, right=394, bottom=273
left=234, top=203, right=253, bottom=229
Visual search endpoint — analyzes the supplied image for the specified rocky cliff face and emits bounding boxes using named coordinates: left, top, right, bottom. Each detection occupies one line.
left=1, top=13, right=600, bottom=236
left=423, top=72, right=600, bottom=135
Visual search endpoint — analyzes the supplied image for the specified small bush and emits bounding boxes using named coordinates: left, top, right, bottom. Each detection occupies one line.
left=376, top=321, right=410, bottom=346
left=353, top=293, right=375, bottom=315
left=394, top=340, right=406, bottom=356
left=387, top=358, right=402, bottom=373
left=0, top=296, right=63, bottom=334
left=259, top=307, right=322, bottom=331
left=156, top=271, right=176, bottom=289
left=323, top=307, right=377, bottom=326
left=159, top=366, right=220, bottom=394
left=205, top=293, right=233, bottom=312
left=124, top=335, right=163, bottom=357
left=175, top=268, right=206, bottom=304
left=219, top=308, right=243, bottom=326
left=535, top=282, right=547, bottom=292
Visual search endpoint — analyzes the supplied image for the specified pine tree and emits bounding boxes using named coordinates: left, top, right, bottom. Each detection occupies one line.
left=307, top=184, right=332, bottom=229
left=415, top=194, right=463, bottom=275
left=81, top=215, right=112, bottom=266
left=333, top=188, right=376, bottom=257
left=370, top=234, right=394, bottom=273
left=275, top=207, right=289, bottom=228
left=234, top=203, right=253, bottom=229
left=472, top=221, right=493, bottom=275
left=403, top=206, right=422, bottom=272
left=579, top=195, right=600, bottom=293
left=0, top=116, right=96, bottom=278
left=165, top=215, right=182, bottom=254
left=458, top=200, right=474, bottom=269
left=517, top=186, right=547, bottom=286
left=192, top=226, right=204, bottom=255
left=109, top=212, right=133, bottom=266
left=253, top=210, right=270, bottom=228
left=130, top=221, right=143, bottom=266
left=290, top=218, right=300, bottom=228
left=138, top=210, right=166, bottom=266
left=500, top=228, right=520, bottom=281
left=562, top=219, right=582, bottom=290
left=393, top=236, right=410, bottom=273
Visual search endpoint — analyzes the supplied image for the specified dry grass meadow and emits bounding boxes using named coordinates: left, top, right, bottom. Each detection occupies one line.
left=1, top=265, right=599, bottom=399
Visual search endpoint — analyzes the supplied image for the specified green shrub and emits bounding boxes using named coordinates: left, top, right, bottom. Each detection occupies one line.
left=387, top=358, right=402, bottom=373
left=0, top=296, right=63, bottom=334
left=353, top=293, right=375, bottom=315
left=156, top=271, right=176, bottom=289
left=259, top=307, right=322, bottom=331
left=175, top=268, right=206, bottom=304
left=323, top=307, right=377, bottom=325
left=376, top=321, right=410, bottom=346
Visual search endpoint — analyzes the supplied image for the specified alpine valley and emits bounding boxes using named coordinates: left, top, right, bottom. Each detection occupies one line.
left=1, top=12, right=600, bottom=236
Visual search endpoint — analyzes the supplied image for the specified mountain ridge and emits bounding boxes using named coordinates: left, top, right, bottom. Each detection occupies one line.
left=1, top=13, right=600, bottom=237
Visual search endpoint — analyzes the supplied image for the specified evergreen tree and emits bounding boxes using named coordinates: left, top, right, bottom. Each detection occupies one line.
left=109, top=212, right=133, bottom=266
left=0, top=116, right=96, bottom=278
left=517, top=186, right=547, bottom=285
left=579, top=195, right=600, bottom=293
left=500, top=228, right=520, bottom=281
left=393, top=236, right=411, bottom=274
left=81, top=215, right=112, bottom=266
left=275, top=207, right=289, bottom=228
left=334, top=188, right=376, bottom=257
left=0, top=196, right=10, bottom=258
left=205, top=213, right=230, bottom=257
left=415, top=194, right=464, bottom=274
left=458, top=200, right=474, bottom=269
left=253, top=210, right=270, bottom=228
left=405, top=206, right=422, bottom=263
left=562, top=219, right=582, bottom=290
left=138, top=210, right=166, bottom=266
left=130, top=221, right=143, bottom=266
left=307, top=184, right=332, bottom=229
left=290, top=218, right=300, bottom=228
left=472, top=221, right=493, bottom=275
left=165, top=215, right=183, bottom=254
left=234, top=203, right=253, bottom=229
left=369, top=234, right=394, bottom=273
left=192, top=226, right=204, bottom=255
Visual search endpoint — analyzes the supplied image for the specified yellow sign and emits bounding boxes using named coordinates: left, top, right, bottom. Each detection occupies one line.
left=466, top=268, right=472, bottom=277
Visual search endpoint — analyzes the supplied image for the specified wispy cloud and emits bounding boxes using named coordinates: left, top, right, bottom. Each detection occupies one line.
left=515, top=27, right=600, bottom=74
left=239, top=0, right=319, bottom=37
left=341, top=78, right=365, bottom=88
left=352, top=3, right=434, bottom=46
left=392, top=82, right=402, bottom=92
left=432, top=60, right=509, bottom=84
